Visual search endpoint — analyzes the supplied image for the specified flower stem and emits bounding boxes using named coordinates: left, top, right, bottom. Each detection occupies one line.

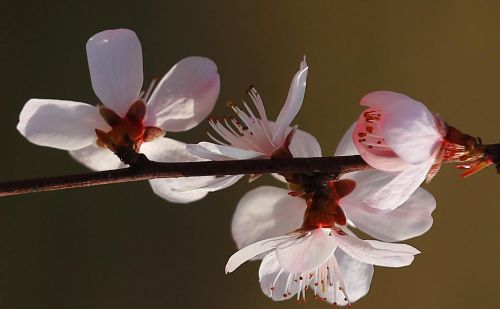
left=0, top=156, right=369, bottom=197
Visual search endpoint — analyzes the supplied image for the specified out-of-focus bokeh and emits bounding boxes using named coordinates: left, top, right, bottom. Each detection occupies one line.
left=1, top=1, right=499, bottom=308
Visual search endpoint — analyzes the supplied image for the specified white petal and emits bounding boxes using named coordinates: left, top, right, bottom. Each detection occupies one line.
left=232, top=186, right=305, bottom=250
left=18, top=99, right=105, bottom=150
left=316, top=251, right=373, bottom=306
left=336, top=234, right=419, bottom=267
left=342, top=188, right=435, bottom=242
left=259, top=252, right=300, bottom=301
left=273, top=59, right=308, bottom=146
left=341, top=159, right=433, bottom=211
left=86, top=29, right=143, bottom=116
left=140, top=137, right=200, bottom=163
left=149, top=177, right=210, bottom=204
left=140, top=138, right=215, bottom=203
left=276, top=229, right=337, bottom=273
left=225, top=235, right=296, bottom=274
left=152, top=175, right=244, bottom=204
left=69, top=144, right=124, bottom=171
left=364, top=240, right=421, bottom=255
left=362, top=91, right=442, bottom=164
left=145, top=57, right=220, bottom=132
left=187, top=142, right=263, bottom=160
left=174, top=175, right=244, bottom=192
left=334, top=122, right=360, bottom=156
left=288, top=128, right=322, bottom=157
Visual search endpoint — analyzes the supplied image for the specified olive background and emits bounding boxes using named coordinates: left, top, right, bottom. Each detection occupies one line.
left=0, top=1, right=499, bottom=308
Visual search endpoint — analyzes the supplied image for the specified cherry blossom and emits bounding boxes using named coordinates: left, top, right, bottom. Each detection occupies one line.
left=226, top=186, right=421, bottom=306
left=182, top=58, right=310, bottom=192
left=338, top=91, right=488, bottom=210
left=17, top=29, right=220, bottom=203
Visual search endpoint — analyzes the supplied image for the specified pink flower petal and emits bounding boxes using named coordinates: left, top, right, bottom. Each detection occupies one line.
left=336, top=234, right=419, bottom=267
left=148, top=177, right=211, bottom=204
left=232, top=186, right=305, bottom=250
left=86, top=29, right=143, bottom=116
left=273, top=58, right=308, bottom=146
left=334, top=122, right=360, bottom=156
left=288, top=128, right=322, bottom=158
left=187, top=142, right=264, bottom=160
left=362, top=91, right=442, bottom=165
left=145, top=57, right=220, bottom=132
left=152, top=175, right=244, bottom=204
left=226, top=235, right=296, bottom=274
left=140, top=137, right=199, bottom=163
left=276, top=229, right=337, bottom=273
left=341, top=188, right=436, bottom=242
left=69, top=144, right=124, bottom=171
left=18, top=99, right=106, bottom=150
left=341, top=159, right=433, bottom=211
left=140, top=137, right=217, bottom=203
left=176, top=175, right=244, bottom=192
left=360, top=90, right=415, bottom=109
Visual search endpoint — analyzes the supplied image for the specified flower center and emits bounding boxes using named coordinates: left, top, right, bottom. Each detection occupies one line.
left=95, top=100, right=165, bottom=154
left=356, top=109, right=393, bottom=153
left=208, top=87, right=277, bottom=155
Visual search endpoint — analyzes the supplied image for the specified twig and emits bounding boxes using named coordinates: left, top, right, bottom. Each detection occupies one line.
left=0, top=156, right=369, bottom=197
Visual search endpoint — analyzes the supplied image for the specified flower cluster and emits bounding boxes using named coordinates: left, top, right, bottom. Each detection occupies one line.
left=16, top=28, right=497, bottom=306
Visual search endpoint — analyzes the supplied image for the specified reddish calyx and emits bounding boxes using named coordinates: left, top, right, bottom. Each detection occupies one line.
left=95, top=100, right=165, bottom=154
left=301, top=179, right=356, bottom=230
left=434, top=124, right=491, bottom=178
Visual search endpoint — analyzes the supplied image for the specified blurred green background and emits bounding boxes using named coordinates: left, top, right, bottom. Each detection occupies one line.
left=1, top=0, right=499, bottom=308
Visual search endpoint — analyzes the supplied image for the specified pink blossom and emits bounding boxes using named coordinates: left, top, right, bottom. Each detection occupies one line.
left=17, top=29, right=220, bottom=203
left=336, top=91, right=443, bottom=210
left=226, top=186, right=421, bottom=306
left=182, top=58, right=311, bottom=193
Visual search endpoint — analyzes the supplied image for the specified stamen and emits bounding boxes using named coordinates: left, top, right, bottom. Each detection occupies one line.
left=270, top=269, right=284, bottom=297
left=207, top=131, right=228, bottom=146
left=313, top=268, right=319, bottom=295
left=285, top=273, right=293, bottom=296
left=143, top=78, right=158, bottom=102
left=330, top=257, right=350, bottom=306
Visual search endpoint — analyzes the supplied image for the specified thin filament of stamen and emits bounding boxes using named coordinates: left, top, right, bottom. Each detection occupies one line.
left=143, top=78, right=158, bottom=102
left=270, top=269, right=284, bottom=297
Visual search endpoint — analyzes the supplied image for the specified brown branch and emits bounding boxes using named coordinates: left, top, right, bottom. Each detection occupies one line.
left=0, top=156, right=369, bottom=198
